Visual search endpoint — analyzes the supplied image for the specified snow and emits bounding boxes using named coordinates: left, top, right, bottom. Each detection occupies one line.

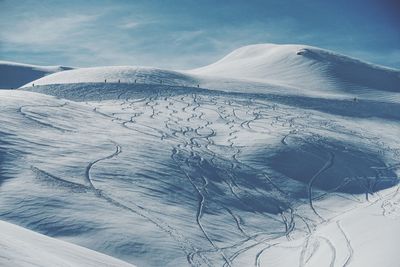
left=0, top=220, right=136, bottom=267
left=21, top=66, right=198, bottom=88
left=0, top=60, right=72, bottom=89
left=188, top=44, right=400, bottom=102
left=1, top=43, right=400, bottom=266
left=22, top=44, right=400, bottom=102
left=254, top=186, right=400, bottom=267
left=188, top=44, right=400, bottom=94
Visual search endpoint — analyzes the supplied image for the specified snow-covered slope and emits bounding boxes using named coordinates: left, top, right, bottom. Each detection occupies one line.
left=0, top=220, right=135, bottom=267
left=2, top=44, right=400, bottom=267
left=22, top=44, right=400, bottom=102
left=188, top=44, right=400, bottom=94
left=241, top=185, right=400, bottom=267
left=22, top=66, right=198, bottom=88
left=1, top=86, right=399, bottom=266
left=0, top=61, right=72, bottom=89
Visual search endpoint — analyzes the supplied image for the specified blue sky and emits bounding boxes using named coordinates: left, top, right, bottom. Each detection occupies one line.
left=1, top=0, right=399, bottom=69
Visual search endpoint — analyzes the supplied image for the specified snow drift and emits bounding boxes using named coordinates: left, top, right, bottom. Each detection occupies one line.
left=0, top=61, right=72, bottom=89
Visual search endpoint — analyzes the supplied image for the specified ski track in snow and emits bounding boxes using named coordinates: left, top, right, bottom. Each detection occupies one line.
left=0, top=83, right=399, bottom=267
left=98, top=92, right=396, bottom=267
left=308, top=151, right=335, bottom=220
left=336, top=221, right=353, bottom=267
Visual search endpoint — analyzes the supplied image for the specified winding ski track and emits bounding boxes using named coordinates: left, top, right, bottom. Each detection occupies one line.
left=6, top=87, right=398, bottom=267
left=336, top=220, right=353, bottom=267
left=308, top=151, right=335, bottom=219
left=19, top=103, right=75, bottom=132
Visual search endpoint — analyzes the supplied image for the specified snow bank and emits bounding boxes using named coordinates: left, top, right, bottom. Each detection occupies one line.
left=0, top=61, right=72, bottom=89
left=0, top=220, right=135, bottom=267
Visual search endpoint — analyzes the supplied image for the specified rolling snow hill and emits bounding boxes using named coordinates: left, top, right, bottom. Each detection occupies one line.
left=22, top=44, right=400, bottom=102
left=188, top=44, right=400, bottom=94
left=0, top=61, right=72, bottom=89
left=1, top=44, right=400, bottom=267
left=22, top=66, right=198, bottom=88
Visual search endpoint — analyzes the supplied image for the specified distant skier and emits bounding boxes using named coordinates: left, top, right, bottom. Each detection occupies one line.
left=197, top=84, right=199, bottom=88
left=118, top=79, right=120, bottom=83
left=134, top=79, right=137, bottom=83
left=32, top=83, right=34, bottom=87
left=105, top=79, right=107, bottom=83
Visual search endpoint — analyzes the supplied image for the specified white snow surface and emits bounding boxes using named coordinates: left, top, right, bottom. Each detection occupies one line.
left=23, top=44, right=400, bottom=101
left=1, top=44, right=400, bottom=266
left=188, top=44, right=400, bottom=95
left=0, top=220, right=135, bottom=267
left=0, top=60, right=72, bottom=89
left=22, top=66, right=197, bottom=88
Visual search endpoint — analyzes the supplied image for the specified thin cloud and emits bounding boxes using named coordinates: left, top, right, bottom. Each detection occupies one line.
left=119, top=21, right=141, bottom=29
left=0, top=14, right=99, bottom=46
left=1, top=1, right=398, bottom=69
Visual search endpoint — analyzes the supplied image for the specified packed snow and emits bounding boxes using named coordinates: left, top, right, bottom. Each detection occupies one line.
left=1, top=44, right=399, bottom=266
left=0, top=60, right=72, bottom=89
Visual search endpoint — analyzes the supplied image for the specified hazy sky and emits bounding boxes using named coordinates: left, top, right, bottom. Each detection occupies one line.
left=1, top=0, right=399, bottom=69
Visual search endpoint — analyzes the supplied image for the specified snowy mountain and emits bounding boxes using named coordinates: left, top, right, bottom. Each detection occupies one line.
left=0, top=60, right=72, bottom=89
left=1, top=44, right=399, bottom=267
left=0, top=220, right=135, bottom=267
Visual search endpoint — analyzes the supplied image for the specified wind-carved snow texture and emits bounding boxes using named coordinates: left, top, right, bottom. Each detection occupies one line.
left=0, top=82, right=399, bottom=267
